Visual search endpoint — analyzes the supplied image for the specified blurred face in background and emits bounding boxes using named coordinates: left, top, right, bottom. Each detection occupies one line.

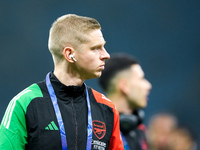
left=147, top=115, right=177, bottom=150
left=169, top=128, right=196, bottom=150
left=124, top=64, right=152, bottom=109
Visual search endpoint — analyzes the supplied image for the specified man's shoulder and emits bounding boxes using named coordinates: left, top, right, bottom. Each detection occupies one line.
left=11, top=83, right=44, bottom=107
left=21, top=83, right=43, bottom=97
left=90, top=88, right=116, bottom=109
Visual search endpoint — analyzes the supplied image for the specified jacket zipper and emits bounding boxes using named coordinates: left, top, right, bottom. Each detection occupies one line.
left=71, top=98, right=78, bottom=150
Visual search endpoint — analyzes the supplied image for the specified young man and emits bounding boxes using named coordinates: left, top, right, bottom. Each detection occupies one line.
left=99, top=53, right=152, bottom=150
left=0, top=14, right=124, bottom=150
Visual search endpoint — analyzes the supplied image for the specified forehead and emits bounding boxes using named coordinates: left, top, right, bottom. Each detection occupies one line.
left=130, top=64, right=144, bottom=77
left=86, top=29, right=105, bottom=43
left=88, top=29, right=103, bottom=37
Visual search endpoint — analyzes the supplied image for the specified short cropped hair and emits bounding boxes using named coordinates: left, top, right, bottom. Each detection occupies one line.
left=99, top=53, right=139, bottom=93
left=48, top=14, right=101, bottom=63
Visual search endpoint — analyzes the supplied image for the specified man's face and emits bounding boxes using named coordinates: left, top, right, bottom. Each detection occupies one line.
left=147, top=117, right=176, bottom=150
left=74, top=29, right=110, bottom=80
left=125, top=64, right=152, bottom=109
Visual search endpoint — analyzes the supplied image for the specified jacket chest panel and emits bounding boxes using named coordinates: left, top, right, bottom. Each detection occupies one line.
left=26, top=96, right=113, bottom=150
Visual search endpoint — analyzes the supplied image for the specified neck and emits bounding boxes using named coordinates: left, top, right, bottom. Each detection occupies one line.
left=53, top=65, right=84, bottom=86
left=108, top=93, right=133, bottom=114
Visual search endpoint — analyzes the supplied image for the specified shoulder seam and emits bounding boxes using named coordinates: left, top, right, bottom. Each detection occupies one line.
left=1, top=83, right=43, bottom=129
left=91, top=88, right=115, bottom=109
left=2, top=89, right=32, bottom=129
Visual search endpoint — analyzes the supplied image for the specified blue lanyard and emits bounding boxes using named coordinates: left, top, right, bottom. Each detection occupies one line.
left=46, top=72, right=93, bottom=150
left=121, top=132, right=130, bottom=150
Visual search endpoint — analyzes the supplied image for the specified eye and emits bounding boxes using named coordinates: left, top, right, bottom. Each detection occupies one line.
left=92, top=46, right=101, bottom=50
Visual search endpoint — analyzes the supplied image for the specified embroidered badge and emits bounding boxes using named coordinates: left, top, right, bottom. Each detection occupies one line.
left=92, top=120, right=106, bottom=139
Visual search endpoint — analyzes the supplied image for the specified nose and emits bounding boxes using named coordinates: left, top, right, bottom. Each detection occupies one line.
left=101, top=48, right=110, bottom=60
left=147, top=80, right=152, bottom=90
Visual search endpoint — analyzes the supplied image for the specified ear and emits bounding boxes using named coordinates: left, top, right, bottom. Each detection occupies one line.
left=118, top=78, right=129, bottom=95
left=63, top=46, right=75, bottom=63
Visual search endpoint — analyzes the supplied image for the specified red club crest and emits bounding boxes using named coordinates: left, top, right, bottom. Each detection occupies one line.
left=92, top=120, right=106, bottom=139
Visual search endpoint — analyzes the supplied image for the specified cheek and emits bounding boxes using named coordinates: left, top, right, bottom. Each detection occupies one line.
left=84, top=56, right=98, bottom=65
left=128, top=83, right=147, bottom=102
left=127, top=87, right=140, bottom=101
left=79, top=57, right=95, bottom=67
left=129, top=82, right=142, bottom=94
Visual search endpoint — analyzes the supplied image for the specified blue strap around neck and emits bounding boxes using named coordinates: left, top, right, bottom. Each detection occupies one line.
left=121, top=132, right=130, bottom=150
left=46, top=72, right=93, bottom=150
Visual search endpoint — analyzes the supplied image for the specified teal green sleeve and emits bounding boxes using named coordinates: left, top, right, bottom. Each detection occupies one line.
left=0, top=84, right=43, bottom=150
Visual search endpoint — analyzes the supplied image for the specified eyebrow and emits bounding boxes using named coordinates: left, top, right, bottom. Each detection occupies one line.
left=91, top=41, right=106, bottom=49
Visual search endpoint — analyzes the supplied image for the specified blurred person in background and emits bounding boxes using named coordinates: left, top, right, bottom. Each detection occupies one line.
left=99, top=53, right=152, bottom=150
left=169, top=126, right=197, bottom=150
left=146, top=113, right=178, bottom=150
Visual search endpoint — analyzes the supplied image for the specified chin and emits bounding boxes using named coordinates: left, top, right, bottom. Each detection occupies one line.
left=94, top=71, right=102, bottom=78
left=96, top=74, right=101, bottom=78
left=137, top=103, right=147, bottom=109
left=87, top=73, right=101, bottom=80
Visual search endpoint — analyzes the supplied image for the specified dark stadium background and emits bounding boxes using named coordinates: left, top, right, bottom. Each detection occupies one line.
left=0, top=1, right=200, bottom=148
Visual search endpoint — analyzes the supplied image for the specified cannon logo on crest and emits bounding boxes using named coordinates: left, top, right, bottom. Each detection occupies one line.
left=92, top=120, right=106, bottom=139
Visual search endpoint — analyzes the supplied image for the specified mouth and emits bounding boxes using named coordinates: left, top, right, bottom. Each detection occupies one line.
left=99, top=65, right=105, bottom=70
left=146, top=93, right=150, bottom=101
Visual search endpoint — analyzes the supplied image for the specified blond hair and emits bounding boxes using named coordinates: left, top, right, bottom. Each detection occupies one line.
left=48, top=14, right=101, bottom=63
